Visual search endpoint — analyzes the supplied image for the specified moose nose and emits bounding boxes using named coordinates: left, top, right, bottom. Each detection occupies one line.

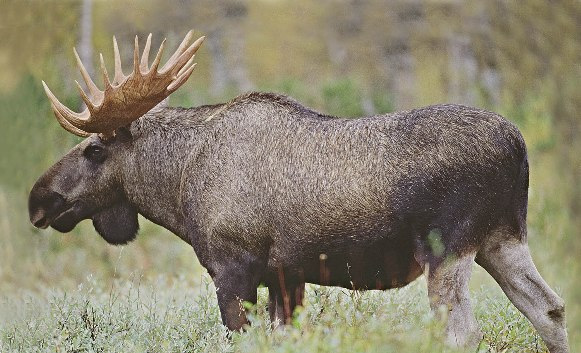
left=28, top=187, right=66, bottom=229
left=32, top=215, right=48, bottom=229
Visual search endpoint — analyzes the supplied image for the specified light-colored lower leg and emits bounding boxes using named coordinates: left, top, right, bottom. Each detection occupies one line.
left=427, top=252, right=482, bottom=347
left=477, top=233, right=569, bottom=353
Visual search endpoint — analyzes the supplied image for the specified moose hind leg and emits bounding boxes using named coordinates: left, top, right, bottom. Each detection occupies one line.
left=476, top=232, right=569, bottom=353
left=268, top=269, right=306, bottom=326
left=268, top=286, right=285, bottom=326
left=425, top=252, right=482, bottom=348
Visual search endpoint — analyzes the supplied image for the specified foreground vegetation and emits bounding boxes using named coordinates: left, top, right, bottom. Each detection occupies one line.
left=0, top=271, right=551, bottom=353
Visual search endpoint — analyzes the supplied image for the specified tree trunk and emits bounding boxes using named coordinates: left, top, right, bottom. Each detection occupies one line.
left=78, top=0, right=93, bottom=110
left=78, top=0, right=93, bottom=78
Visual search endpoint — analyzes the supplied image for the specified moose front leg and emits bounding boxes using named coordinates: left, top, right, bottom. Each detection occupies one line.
left=212, top=259, right=263, bottom=330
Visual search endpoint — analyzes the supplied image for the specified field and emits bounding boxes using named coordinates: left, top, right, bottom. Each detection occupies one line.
left=0, top=272, right=554, bottom=353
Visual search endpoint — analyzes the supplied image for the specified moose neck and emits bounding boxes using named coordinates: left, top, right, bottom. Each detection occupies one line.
left=120, top=107, right=210, bottom=243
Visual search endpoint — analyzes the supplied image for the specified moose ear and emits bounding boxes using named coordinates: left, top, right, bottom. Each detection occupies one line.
left=92, top=201, right=139, bottom=245
left=114, top=126, right=133, bottom=142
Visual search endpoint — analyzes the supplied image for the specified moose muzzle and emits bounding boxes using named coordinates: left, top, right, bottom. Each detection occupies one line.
left=29, top=187, right=67, bottom=229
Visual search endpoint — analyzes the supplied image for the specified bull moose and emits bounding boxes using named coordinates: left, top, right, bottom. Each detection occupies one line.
left=28, top=31, right=569, bottom=352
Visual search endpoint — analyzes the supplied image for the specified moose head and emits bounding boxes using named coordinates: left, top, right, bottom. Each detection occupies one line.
left=28, top=31, right=204, bottom=244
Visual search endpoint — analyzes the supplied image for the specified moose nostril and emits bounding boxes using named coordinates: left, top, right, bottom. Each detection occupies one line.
left=28, top=187, right=66, bottom=228
left=33, top=215, right=48, bottom=229
left=30, top=206, right=49, bottom=228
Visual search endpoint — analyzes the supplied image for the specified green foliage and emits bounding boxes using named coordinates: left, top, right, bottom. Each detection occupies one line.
left=0, top=76, right=81, bottom=191
left=0, top=274, right=551, bottom=353
left=0, top=0, right=79, bottom=92
left=501, top=93, right=557, bottom=153
left=427, top=229, right=445, bottom=258
left=322, top=79, right=364, bottom=118
left=476, top=286, right=548, bottom=352
left=271, top=78, right=317, bottom=108
left=0, top=276, right=228, bottom=352
left=372, top=93, right=395, bottom=115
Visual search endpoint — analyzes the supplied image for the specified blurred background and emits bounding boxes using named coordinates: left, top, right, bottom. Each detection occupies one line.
left=0, top=0, right=579, bottom=348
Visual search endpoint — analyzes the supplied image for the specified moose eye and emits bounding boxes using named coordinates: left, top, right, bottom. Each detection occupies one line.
left=83, top=144, right=107, bottom=163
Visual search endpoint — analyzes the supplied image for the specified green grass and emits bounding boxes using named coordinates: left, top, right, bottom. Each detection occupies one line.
left=0, top=270, right=550, bottom=353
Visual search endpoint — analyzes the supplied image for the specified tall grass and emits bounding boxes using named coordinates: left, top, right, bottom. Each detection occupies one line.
left=0, top=274, right=550, bottom=352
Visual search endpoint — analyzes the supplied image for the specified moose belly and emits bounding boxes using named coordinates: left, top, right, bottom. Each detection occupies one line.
left=269, top=238, right=424, bottom=290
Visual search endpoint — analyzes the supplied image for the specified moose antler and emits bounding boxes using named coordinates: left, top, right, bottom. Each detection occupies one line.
left=42, top=31, right=205, bottom=137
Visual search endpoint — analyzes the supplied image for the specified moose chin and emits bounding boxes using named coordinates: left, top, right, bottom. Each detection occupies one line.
left=28, top=31, right=569, bottom=352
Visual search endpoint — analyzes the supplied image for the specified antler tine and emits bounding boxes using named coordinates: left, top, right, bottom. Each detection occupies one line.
left=161, top=36, right=204, bottom=76
left=140, top=33, right=152, bottom=73
left=73, top=47, right=101, bottom=100
left=99, top=53, right=112, bottom=92
left=133, top=35, right=140, bottom=75
left=112, top=36, right=126, bottom=85
left=51, top=104, right=91, bottom=137
left=177, top=56, right=195, bottom=78
left=160, top=30, right=194, bottom=73
left=75, top=80, right=95, bottom=111
left=150, top=38, right=166, bottom=73
left=168, top=63, right=197, bottom=92
left=167, top=36, right=205, bottom=76
left=42, top=81, right=89, bottom=128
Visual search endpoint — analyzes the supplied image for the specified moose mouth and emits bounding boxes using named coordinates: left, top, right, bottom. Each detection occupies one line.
left=49, top=202, right=89, bottom=232
left=31, top=199, right=91, bottom=233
